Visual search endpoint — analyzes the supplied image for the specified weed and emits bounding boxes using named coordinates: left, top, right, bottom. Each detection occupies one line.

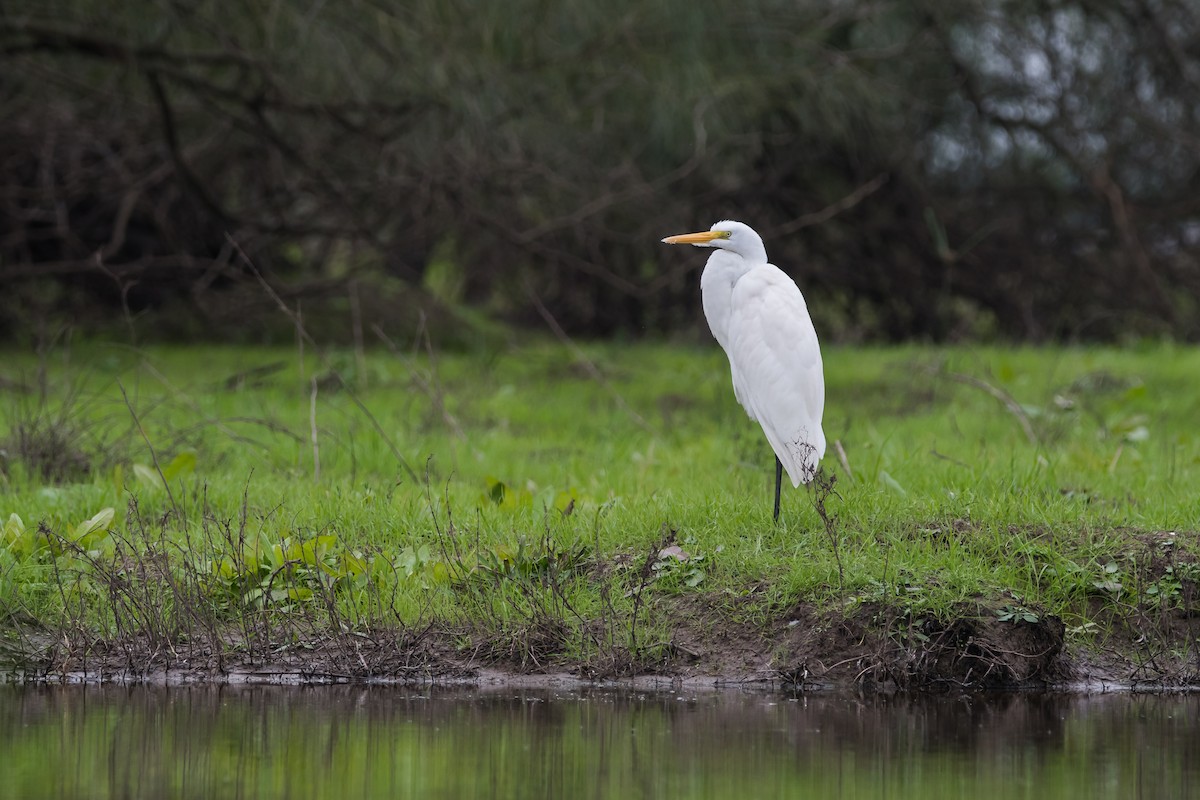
left=996, top=605, right=1041, bottom=624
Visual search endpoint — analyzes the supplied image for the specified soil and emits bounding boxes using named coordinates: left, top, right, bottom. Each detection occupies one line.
left=6, top=597, right=1198, bottom=692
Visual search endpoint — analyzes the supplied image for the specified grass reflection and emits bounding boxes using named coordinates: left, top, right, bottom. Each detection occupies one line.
left=2, top=686, right=1196, bottom=799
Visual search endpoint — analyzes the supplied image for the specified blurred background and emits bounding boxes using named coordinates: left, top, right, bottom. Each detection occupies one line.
left=1, top=0, right=1197, bottom=346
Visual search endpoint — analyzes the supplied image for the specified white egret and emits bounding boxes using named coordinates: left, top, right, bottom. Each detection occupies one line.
left=662, top=220, right=825, bottom=521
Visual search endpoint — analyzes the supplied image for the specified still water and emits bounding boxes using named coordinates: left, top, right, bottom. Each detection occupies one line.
left=2, top=683, right=1197, bottom=799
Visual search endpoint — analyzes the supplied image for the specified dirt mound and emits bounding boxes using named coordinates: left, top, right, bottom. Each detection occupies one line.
left=665, top=600, right=1068, bottom=691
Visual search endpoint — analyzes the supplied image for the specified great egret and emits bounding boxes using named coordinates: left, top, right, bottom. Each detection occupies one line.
left=662, top=220, right=825, bottom=521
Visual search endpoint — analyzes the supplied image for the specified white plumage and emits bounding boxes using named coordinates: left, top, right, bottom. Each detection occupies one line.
left=662, top=220, right=825, bottom=518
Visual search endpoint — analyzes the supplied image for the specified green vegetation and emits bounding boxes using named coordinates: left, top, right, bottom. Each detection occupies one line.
left=1, top=341, right=1198, bottom=684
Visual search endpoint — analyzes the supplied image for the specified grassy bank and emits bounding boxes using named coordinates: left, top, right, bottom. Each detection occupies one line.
left=1, top=340, right=1198, bottom=687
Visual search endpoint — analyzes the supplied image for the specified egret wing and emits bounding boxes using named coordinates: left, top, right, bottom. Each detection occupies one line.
left=727, top=265, right=826, bottom=486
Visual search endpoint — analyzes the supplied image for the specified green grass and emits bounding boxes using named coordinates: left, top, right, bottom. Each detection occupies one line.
left=1, top=339, right=1198, bottom=680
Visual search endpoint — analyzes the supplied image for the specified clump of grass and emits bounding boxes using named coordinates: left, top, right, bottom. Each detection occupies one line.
left=0, top=363, right=119, bottom=485
left=2, top=418, right=92, bottom=484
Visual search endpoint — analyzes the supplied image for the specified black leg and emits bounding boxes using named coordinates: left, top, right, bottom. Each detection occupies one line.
left=773, top=455, right=783, bottom=522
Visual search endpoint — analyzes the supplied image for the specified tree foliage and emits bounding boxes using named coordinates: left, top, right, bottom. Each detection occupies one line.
left=1, top=0, right=1197, bottom=342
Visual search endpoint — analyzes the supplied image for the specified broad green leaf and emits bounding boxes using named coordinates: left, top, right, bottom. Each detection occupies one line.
left=73, top=508, right=115, bottom=542
left=3, top=513, right=24, bottom=542
left=132, top=463, right=160, bottom=489
left=342, top=552, right=369, bottom=576
left=1123, top=383, right=1147, bottom=401
left=162, top=451, right=197, bottom=482
left=2, top=513, right=35, bottom=557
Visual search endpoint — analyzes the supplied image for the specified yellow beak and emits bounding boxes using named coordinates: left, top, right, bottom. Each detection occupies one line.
left=661, top=230, right=728, bottom=245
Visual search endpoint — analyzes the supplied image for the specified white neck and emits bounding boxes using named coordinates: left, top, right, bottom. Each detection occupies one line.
left=728, top=238, right=768, bottom=266
left=700, top=249, right=758, bottom=351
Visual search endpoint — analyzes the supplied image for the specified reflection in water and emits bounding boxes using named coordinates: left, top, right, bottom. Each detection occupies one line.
left=2, top=684, right=1197, bottom=799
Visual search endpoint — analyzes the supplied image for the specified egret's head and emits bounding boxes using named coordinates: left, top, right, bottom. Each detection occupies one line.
left=661, top=220, right=767, bottom=262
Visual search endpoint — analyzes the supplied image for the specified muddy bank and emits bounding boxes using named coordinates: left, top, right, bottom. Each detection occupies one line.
left=5, top=600, right=1197, bottom=692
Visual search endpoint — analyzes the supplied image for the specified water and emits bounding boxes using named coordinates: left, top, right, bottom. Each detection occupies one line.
left=2, top=684, right=1197, bottom=799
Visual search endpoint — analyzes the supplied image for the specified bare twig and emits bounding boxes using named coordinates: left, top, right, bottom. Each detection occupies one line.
left=137, top=358, right=289, bottom=449
left=117, top=380, right=181, bottom=520
left=349, top=278, right=366, bottom=389
left=810, top=469, right=843, bottom=587
left=309, top=376, right=320, bottom=482
left=630, top=524, right=675, bottom=657
left=833, top=439, right=853, bottom=480
left=227, top=234, right=420, bottom=484
left=93, top=255, right=138, bottom=345
left=930, top=449, right=970, bottom=468
left=771, top=174, right=889, bottom=237
left=294, top=301, right=307, bottom=387
left=941, top=370, right=1039, bottom=446
left=1108, top=443, right=1125, bottom=474
left=372, top=323, right=465, bottom=441
left=525, top=283, right=653, bottom=434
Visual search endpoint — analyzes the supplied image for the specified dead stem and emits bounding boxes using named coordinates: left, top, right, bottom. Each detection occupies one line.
left=117, top=379, right=181, bottom=521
